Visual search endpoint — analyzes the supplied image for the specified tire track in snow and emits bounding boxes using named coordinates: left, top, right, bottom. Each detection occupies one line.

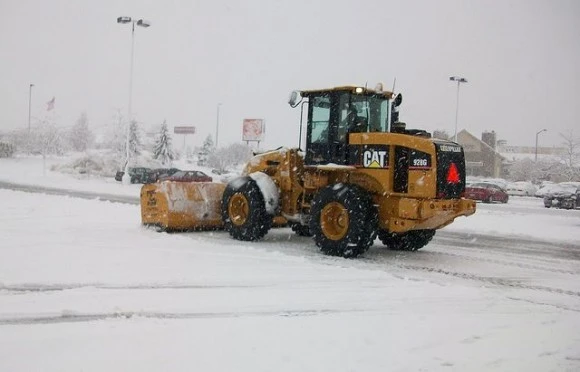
left=384, top=262, right=580, bottom=298
left=0, top=282, right=270, bottom=294
left=0, top=308, right=358, bottom=326
left=434, top=231, right=580, bottom=261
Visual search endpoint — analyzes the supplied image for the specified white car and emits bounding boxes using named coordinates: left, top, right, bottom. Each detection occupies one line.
left=506, top=181, right=537, bottom=196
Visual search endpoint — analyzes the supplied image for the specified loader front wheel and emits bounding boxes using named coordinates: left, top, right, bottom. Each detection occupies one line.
left=310, top=184, right=376, bottom=258
left=222, top=177, right=272, bottom=241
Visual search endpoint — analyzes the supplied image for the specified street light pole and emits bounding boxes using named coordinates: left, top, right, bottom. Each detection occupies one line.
left=535, top=129, right=547, bottom=162
left=449, top=76, right=468, bottom=142
left=117, top=16, right=150, bottom=185
left=215, top=103, right=222, bottom=148
left=28, top=83, right=34, bottom=133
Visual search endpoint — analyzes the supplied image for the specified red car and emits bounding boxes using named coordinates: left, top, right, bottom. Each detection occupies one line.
left=465, top=182, right=509, bottom=203
left=160, top=170, right=212, bottom=183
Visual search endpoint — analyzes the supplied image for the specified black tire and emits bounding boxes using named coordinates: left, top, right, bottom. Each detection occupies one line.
left=309, top=184, right=377, bottom=258
left=290, top=223, right=312, bottom=237
left=222, top=177, right=273, bottom=241
left=563, top=200, right=575, bottom=210
left=378, top=229, right=436, bottom=251
left=484, top=195, right=493, bottom=203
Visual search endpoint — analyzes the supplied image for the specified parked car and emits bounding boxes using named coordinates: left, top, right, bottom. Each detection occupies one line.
left=149, top=168, right=181, bottom=182
left=480, top=178, right=509, bottom=191
left=535, top=183, right=562, bottom=198
left=506, top=181, right=537, bottom=196
left=114, top=167, right=154, bottom=184
left=543, top=184, right=580, bottom=209
left=465, top=182, right=509, bottom=203
left=160, top=170, right=212, bottom=183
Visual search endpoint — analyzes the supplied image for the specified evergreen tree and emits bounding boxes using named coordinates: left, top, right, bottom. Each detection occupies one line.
left=153, top=120, right=174, bottom=166
left=68, top=112, right=94, bottom=152
left=128, top=119, right=142, bottom=157
left=203, top=134, right=214, bottom=152
left=197, top=134, right=214, bottom=166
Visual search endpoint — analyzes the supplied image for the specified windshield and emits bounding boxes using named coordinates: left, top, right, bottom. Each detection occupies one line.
left=337, top=93, right=389, bottom=136
left=553, top=184, right=577, bottom=193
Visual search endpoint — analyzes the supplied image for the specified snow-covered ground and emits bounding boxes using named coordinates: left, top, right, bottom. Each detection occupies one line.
left=1, top=156, right=579, bottom=371
left=2, top=156, right=579, bottom=243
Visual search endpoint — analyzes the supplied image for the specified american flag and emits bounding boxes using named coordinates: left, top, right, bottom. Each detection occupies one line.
left=46, top=97, right=55, bottom=111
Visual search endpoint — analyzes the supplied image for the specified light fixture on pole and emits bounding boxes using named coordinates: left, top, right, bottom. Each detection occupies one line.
left=449, top=76, right=468, bottom=142
left=215, top=103, right=222, bottom=148
left=117, top=16, right=151, bottom=184
left=535, top=129, right=547, bottom=162
left=28, top=83, right=34, bottom=133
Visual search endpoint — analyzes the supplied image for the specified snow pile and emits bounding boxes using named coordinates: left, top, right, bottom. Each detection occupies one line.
left=249, top=171, right=279, bottom=214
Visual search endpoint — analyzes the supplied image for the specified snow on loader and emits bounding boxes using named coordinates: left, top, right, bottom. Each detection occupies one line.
left=141, top=85, right=476, bottom=257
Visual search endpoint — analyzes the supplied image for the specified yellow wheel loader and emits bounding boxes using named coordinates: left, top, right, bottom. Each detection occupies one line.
left=141, top=85, right=476, bottom=257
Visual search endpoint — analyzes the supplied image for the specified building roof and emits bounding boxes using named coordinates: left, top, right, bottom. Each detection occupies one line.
left=458, top=129, right=507, bottom=161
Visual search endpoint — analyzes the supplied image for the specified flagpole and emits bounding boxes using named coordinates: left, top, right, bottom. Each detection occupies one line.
left=28, top=84, right=34, bottom=133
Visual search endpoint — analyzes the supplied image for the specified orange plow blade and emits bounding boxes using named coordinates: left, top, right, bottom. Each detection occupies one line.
left=140, top=181, right=226, bottom=231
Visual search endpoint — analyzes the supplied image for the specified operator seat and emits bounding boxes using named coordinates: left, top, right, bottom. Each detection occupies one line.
left=349, top=116, right=368, bottom=133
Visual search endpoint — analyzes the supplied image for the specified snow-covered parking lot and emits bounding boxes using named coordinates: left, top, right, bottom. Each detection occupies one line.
left=1, top=156, right=580, bottom=371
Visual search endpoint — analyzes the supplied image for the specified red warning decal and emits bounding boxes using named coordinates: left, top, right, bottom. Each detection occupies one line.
left=446, top=163, right=460, bottom=184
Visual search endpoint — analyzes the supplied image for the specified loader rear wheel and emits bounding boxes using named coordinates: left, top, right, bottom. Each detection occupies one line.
left=310, top=184, right=377, bottom=258
left=378, top=229, right=436, bottom=251
left=222, top=177, right=272, bottom=241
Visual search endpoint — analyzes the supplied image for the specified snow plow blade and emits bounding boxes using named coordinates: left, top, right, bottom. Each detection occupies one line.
left=140, top=181, right=226, bottom=231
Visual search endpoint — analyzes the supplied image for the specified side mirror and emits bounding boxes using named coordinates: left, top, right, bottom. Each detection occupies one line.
left=288, top=90, right=302, bottom=108
left=393, top=93, right=403, bottom=107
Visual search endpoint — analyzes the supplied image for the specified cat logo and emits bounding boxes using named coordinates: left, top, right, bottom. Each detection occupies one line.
left=363, top=150, right=388, bottom=168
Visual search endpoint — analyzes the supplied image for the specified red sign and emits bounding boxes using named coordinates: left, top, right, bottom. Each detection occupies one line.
left=174, top=126, right=196, bottom=134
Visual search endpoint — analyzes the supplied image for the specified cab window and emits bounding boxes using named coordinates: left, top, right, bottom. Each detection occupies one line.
left=310, top=95, right=331, bottom=144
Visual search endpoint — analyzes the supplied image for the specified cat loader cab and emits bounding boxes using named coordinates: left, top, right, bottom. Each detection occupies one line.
left=292, top=85, right=394, bottom=166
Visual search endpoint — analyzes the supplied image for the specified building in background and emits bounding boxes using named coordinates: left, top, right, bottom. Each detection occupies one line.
left=457, top=130, right=506, bottom=178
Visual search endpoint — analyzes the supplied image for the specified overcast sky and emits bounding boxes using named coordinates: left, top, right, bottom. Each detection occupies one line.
left=0, top=0, right=578, bottom=149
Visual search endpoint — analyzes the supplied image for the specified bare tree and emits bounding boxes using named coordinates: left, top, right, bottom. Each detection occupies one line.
left=68, top=112, right=94, bottom=152
left=36, top=118, right=65, bottom=156
left=559, top=130, right=580, bottom=181
left=104, top=109, right=127, bottom=156
left=507, top=158, right=536, bottom=181
left=207, top=142, right=252, bottom=173
left=432, top=129, right=451, bottom=141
